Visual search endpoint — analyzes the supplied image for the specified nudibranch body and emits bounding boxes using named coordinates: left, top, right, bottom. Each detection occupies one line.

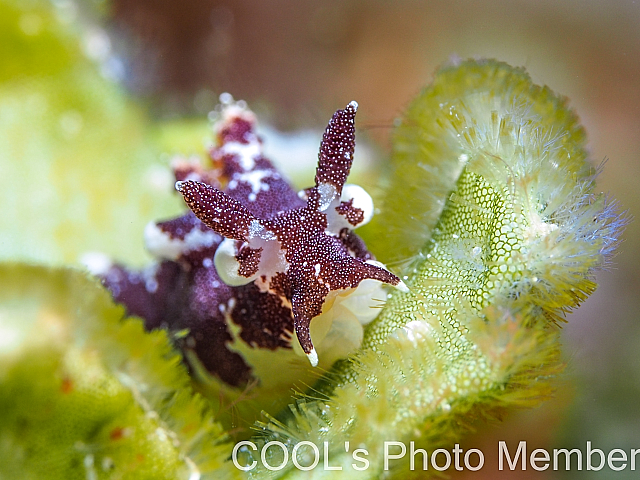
left=95, top=96, right=403, bottom=388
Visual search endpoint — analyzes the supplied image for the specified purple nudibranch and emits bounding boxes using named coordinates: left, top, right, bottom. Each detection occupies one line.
left=94, top=97, right=405, bottom=387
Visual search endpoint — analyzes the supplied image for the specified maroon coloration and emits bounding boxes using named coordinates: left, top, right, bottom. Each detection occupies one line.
left=271, top=210, right=398, bottom=354
left=267, top=271, right=293, bottom=300
left=178, top=181, right=258, bottom=241
left=338, top=228, right=374, bottom=261
left=336, top=199, right=365, bottom=226
left=218, top=118, right=254, bottom=144
left=177, top=103, right=400, bottom=357
left=101, top=256, right=255, bottom=387
left=209, top=130, right=306, bottom=218
left=231, top=283, right=293, bottom=349
left=100, top=100, right=393, bottom=386
left=315, top=101, right=357, bottom=194
left=226, top=169, right=305, bottom=216
left=101, top=261, right=183, bottom=330
left=177, top=264, right=253, bottom=386
left=156, top=212, right=206, bottom=241
left=236, top=245, right=262, bottom=278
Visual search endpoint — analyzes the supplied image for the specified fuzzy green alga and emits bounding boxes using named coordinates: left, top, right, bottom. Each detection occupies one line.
left=0, top=0, right=205, bottom=268
left=250, top=60, right=625, bottom=479
left=0, top=264, right=238, bottom=480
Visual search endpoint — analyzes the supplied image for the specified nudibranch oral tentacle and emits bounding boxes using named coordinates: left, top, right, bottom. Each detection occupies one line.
left=176, top=102, right=403, bottom=366
left=97, top=97, right=402, bottom=389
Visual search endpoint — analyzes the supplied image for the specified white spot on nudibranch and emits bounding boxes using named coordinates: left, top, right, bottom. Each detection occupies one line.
left=144, top=222, right=218, bottom=261
left=248, top=220, right=264, bottom=239
left=233, top=169, right=273, bottom=198
left=215, top=229, right=290, bottom=288
left=213, top=93, right=256, bottom=127
left=219, top=92, right=234, bottom=104
left=142, top=263, right=160, bottom=293
left=248, top=219, right=276, bottom=240
left=220, top=141, right=261, bottom=171
left=80, top=252, right=113, bottom=275
left=317, top=183, right=337, bottom=211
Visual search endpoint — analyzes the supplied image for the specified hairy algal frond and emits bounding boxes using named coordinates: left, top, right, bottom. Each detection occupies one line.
left=250, top=60, right=626, bottom=479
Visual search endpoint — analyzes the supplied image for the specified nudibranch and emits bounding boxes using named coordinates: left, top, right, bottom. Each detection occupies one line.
left=94, top=96, right=405, bottom=387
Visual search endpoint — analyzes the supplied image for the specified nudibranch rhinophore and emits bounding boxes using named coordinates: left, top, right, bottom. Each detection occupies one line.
left=93, top=96, right=406, bottom=387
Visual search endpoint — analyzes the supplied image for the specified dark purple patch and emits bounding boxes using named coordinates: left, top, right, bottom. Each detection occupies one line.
left=176, top=264, right=253, bottom=386
left=236, top=245, right=262, bottom=278
left=336, top=199, right=365, bottom=226
left=101, top=261, right=183, bottom=331
left=230, top=171, right=306, bottom=219
left=103, top=256, right=254, bottom=387
left=315, top=102, right=357, bottom=194
left=230, top=283, right=294, bottom=349
left=156, top=211, right=212, bottom=241
left=338, top=228, right=374, bottom=261
left=218, top=117, right=254, bottom=144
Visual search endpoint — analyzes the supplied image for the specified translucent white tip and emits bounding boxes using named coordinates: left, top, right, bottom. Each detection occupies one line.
left=395, top=280, right=410, bottom=293
left=307, top=348, right=319, bottom=367
left=79, top=252, right=112, bottom=275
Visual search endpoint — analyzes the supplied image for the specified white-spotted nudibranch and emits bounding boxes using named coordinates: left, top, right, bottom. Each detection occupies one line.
left=96, top=97, right=405, bottom=388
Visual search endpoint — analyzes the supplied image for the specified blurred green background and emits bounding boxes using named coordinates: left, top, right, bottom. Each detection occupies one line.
left=1, top=0, right=638, bottom=478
